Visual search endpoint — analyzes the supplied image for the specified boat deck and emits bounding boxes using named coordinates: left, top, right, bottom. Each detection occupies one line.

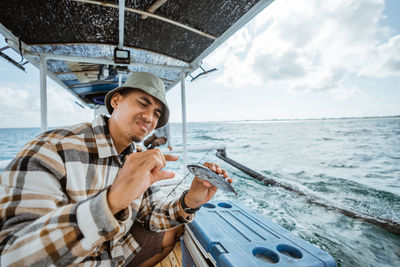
left=155, top=242, right=182, bottom=267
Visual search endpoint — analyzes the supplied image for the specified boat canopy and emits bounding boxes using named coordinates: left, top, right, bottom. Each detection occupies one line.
left=0, top=0, right=274, bottom=107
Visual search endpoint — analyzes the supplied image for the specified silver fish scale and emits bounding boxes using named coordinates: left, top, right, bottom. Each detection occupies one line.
left=187, top=164, right=237, bottom=195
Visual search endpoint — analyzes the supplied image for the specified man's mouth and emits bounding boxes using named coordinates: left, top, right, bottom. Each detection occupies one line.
left=137, top=121, right=149, bottom=133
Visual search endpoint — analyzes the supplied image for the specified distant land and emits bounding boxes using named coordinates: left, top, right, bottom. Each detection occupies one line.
left=1, top=115, right=399, bottom=128
left=184, top=115, right=400, bottom=124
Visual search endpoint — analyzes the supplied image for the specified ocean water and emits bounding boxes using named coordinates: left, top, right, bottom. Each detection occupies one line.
left=1, top=117, right=400, bottom=266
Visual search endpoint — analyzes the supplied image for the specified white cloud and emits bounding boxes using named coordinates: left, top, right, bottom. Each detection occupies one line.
left=288, top=67, right=347, bottom=94
left=359, top=34, right=400, bottom=77
left=206, top=27, right=253, bottom=67
left=253, top=50, right=306, bottom=80
left=206, top=0, right=398, bottom=97
left=329, top=86, right=364, bottom=100
left=0, top=86, right=39, bottom=121
left=0, top=83, right=93, bottom=128
left=47, top=86, right=93, bottom=127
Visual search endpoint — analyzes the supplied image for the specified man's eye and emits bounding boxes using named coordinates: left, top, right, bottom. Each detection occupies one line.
left=138, top=101, right=146, bottom=107
left=154, top=112, right=161, bottom=119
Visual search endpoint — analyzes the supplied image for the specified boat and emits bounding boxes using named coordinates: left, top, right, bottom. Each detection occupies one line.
left=0, top=1, right=337, bottom=266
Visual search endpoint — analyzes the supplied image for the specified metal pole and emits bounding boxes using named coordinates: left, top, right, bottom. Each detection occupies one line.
left=118, top=0, right=125, bottom=49
left=180, top=73, right=187, bottom=173
left=40, top=55, right=48, bottom=132
left=24, top=51, right=188, bottom=71
left=119, top=73, right=122, bottom=86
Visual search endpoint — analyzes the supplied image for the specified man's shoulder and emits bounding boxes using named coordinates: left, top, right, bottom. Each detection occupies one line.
left=37, top=122, right=94, bottom=145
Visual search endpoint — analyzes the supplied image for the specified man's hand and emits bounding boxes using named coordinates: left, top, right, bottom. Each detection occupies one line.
left=184, top=162, right=229, bottom=210
left=107, top=149, right=178, bottom=214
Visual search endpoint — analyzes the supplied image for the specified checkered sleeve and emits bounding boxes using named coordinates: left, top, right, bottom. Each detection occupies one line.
left=0, top=139, right=129, bottom=266
left=136, top=186, right=194, bottom=232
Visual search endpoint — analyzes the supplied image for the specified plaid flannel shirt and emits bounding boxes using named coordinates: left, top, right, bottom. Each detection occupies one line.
left=0, top=115, right=193, bottom=266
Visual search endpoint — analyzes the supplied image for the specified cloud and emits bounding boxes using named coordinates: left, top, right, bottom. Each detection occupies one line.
left=206, top=0, right=397, bottom=97
left=253, top=51, right=306, bottom=80
left=0, top=86, right=39, bottom=120
left=359, top=34, right=400, bottom=77
left=46, top=86, right=93, bottom=127
left=206, top=27, right=253, bottom=67
left=329, top=86, right=364, bottom=100
left=288, top=67, right=347, bottom=94
left=0, top=83, right=93, bottom=128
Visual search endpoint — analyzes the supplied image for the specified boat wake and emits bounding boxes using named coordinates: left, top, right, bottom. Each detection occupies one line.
left=216, top=148, right=400, bottom=236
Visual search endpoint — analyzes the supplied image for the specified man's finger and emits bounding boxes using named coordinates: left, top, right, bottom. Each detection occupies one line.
left=203, top=162, right=216, bottom=172
left=164, top=154, right=179, bottom=161
left=156, top=149, right=167, bottom=167
left=215, top=166, right=221, bottom=173
left=154, top=170, right=176, bottom=181
left=203, top=180, right=212, bottom=188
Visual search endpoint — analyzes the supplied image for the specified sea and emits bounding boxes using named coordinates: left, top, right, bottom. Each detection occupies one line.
left=1, top=116, right=399, bottom=267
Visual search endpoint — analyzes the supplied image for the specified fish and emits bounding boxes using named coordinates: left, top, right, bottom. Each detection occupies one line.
left=187, top=164, right=237, bottom=195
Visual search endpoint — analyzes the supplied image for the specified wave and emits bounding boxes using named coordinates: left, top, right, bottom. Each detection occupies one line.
left=329, top=163, right=358, bottom=169
left=194, top=135, right=226, bottom=141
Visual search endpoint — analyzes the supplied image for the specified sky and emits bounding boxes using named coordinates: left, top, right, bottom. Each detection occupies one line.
left=0, top=0, right=399, bottom=127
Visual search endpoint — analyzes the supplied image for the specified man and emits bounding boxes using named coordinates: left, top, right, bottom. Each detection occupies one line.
left=0, top=72, right=229, bottom=266
left=143, top=123, right=172, bottom=151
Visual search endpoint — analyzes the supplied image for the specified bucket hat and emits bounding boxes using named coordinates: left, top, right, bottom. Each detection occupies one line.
left=105, top=72, right=169, bottom=129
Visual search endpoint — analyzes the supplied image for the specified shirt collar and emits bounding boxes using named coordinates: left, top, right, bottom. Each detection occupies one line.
left=118, top=144, right=136, bottom=164
left=92, top=115, right=136, bottom=159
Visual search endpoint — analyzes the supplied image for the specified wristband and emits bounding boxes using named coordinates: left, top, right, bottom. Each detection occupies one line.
left=180, top=190, right=201, bottom=214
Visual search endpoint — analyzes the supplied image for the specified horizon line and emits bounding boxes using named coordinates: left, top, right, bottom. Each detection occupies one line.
left=1, top=114, right=399, bottom=129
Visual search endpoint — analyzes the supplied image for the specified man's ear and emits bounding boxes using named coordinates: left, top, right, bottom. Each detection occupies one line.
left=110, top=92, right=122, bottom=110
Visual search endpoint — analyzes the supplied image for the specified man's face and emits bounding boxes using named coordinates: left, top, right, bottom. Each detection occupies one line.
left=110, top=89, right=163, bottom=143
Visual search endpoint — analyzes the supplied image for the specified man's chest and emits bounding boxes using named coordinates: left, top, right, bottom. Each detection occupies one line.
left=64, top=157, right=120, bottom=202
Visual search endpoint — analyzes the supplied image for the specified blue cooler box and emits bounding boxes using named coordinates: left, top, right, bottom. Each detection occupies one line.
left=181, top=200, right=336, bottom=267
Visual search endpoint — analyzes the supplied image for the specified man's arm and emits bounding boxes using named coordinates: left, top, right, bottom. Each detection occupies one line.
left=135, top=186, right=194, bottom=232
left=0, top=140, right=129, bottom=266
left=107, top=149, right=178, bottom=215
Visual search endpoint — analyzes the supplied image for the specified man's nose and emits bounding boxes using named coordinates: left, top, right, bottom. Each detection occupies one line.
left=141, top=109, right=153, bottom=123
